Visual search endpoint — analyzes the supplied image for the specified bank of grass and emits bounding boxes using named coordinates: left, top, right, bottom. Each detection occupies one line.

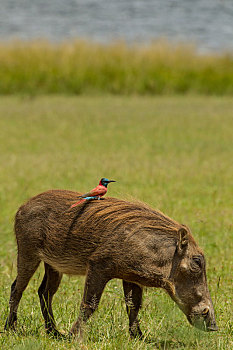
left=0, top=40, right=233, bottom=95
left=0, top=96, right=232, bottom=349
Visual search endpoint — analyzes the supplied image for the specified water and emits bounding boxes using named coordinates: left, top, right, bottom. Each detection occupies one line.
left=0, top=0, right=233, bottom=52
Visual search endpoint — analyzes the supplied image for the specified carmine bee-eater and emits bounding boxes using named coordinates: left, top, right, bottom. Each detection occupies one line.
left=71, top=178, right=116, bottom=208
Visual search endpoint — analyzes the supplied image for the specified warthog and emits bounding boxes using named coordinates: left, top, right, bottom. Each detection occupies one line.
left=5, top=190, right=218, bottom=338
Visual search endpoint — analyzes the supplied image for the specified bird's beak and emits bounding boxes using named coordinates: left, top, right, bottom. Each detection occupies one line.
left=108, top=180, right=116, bottom=183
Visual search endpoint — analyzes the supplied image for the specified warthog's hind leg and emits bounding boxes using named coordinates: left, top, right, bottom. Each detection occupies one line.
left=5, top=256, right=40, bottom=331
left=123, top=281, right=143, bottom=339
left=4, top=278, right=18, bottom=331
left=38, top=263, right=63, bottom=338
left=70, top=261, right=110, bottom=337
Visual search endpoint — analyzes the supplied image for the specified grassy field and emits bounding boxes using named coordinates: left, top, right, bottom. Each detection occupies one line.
left=0, top=96, right=232, bottom=349
left=0, top=40, right=233, bottom=95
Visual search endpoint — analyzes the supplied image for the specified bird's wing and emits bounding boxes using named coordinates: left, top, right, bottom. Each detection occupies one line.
left=80, top=185, right=107, bottom=198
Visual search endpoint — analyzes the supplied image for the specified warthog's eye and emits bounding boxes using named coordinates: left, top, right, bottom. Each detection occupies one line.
left=192, top=255, right=203, bottom=269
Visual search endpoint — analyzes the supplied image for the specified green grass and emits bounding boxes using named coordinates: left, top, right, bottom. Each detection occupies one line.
left=0, top=40, right=233, bottom=95
left=0, top=96, right=232, bottom=349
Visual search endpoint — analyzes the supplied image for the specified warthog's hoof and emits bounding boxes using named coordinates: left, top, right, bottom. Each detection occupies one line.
left=4, top=316, right=17, bottom=332
left=129, top=327, right=143, bottom=340
left=46, top=328, right=67, bottom=340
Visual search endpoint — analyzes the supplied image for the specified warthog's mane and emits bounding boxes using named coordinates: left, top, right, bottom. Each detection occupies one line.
left=69, top=195, right=184, bottom=237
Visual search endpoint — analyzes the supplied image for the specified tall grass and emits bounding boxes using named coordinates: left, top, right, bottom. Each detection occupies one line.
left=0, top=39, right=233, bottom=95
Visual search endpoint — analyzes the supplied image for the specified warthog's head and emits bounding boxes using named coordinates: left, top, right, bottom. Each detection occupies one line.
left=167, top=227, right=218, bottom=332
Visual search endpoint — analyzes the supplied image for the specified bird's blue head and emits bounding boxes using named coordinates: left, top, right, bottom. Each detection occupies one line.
left=99, top=178, right=116, bottom=187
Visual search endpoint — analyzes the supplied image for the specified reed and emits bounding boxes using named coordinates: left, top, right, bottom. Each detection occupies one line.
left=0, top=39, right=233, bottom=95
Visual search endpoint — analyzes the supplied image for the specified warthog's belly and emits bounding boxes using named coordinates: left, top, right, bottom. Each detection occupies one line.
left=39, top=253, right=88, bottom=275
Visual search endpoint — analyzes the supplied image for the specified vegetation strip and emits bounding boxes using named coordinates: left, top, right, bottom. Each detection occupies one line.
left=0, top=40, right=233, bottom=95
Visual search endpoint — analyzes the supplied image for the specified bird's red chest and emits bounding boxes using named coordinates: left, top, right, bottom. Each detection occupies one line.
left=98, top=185, right=107, bottom=195
left=91, top=185, right=107, bottom=196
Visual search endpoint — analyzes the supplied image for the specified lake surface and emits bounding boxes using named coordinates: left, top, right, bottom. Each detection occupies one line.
left=0, top=0, right=233, bottom=52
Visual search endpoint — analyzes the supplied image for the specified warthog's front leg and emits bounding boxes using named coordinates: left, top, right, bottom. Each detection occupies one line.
left=123, top=281, right=143, bottom=339
left=70, top=261, right=110, bottom=337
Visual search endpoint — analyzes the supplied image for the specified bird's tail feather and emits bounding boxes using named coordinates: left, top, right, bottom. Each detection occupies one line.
left=71, top=199, right=86, bottom=208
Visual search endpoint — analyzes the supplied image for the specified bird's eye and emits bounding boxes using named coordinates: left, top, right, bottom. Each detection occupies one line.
left=192, top=256, right=202, bottom=268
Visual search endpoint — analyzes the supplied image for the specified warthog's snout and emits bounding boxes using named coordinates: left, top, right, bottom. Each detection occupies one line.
left=187, top=304, right=218, bottom=332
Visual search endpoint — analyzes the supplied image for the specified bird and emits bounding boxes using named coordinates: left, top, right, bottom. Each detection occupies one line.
left=71, top=178, right=116, bottom=208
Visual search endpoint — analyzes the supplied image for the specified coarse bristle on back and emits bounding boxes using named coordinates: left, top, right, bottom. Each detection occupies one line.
left=69, top=196, right=186, bottom=237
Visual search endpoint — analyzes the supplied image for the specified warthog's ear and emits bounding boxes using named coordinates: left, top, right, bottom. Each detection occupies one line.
left=177, top=227, right=189, bottom=253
